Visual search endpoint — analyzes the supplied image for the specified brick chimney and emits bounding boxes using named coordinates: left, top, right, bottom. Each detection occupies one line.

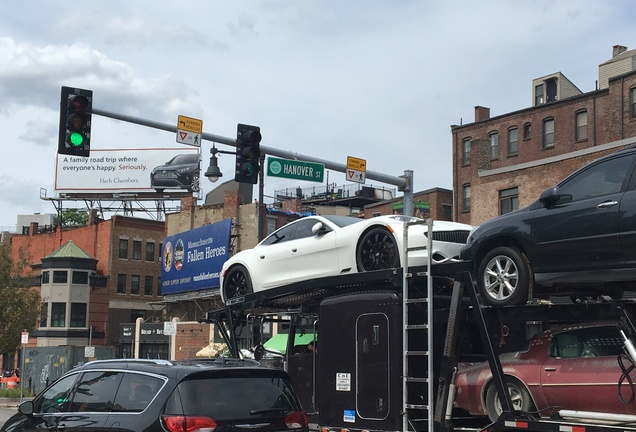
left=475, top=106, right=491, bottom=122
left=613, top=45, right=628, bottom=58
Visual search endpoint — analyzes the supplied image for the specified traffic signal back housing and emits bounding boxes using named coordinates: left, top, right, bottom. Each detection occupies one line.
left=58, top=86, right=93, bottom=157
left=235, top=123, right=261, bottom=184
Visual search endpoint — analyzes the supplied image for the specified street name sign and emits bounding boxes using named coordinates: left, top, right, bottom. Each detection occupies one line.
left=177, top=115, right=203, bottom=147
left=267, top=157, right=325, bottom=182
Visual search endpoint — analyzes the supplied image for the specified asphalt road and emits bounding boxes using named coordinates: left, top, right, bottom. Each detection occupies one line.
left=0, top=405, right=19, bottom=427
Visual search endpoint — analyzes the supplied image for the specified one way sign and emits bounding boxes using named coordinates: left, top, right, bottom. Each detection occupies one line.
left=347, top=169, right=366, bottom=184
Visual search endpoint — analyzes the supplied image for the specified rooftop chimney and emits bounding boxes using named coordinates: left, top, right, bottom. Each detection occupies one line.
left=475, top=106, right=491, bottom=122
left=613, top=45, right=628, bottom=58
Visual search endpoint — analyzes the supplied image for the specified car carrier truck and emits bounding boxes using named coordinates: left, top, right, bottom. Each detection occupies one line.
left=201, top=221, right=636, bottom=432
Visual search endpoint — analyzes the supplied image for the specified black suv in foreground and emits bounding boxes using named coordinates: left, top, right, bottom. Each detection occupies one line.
left=461, top=144, right=636, bottom=307
left=2, top=358, right=308, bottom=432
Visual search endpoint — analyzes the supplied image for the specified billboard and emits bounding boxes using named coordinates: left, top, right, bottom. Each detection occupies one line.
left=161, top=219, right=232, bottom=295
left=55, top=148, right=201, bottom=193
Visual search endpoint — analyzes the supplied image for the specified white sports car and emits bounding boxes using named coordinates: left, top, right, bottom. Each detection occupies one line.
left=220, top=214, right=472, bottom=304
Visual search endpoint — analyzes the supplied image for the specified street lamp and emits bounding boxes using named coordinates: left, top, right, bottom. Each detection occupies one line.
left=204, top=146, right=223, bottom=183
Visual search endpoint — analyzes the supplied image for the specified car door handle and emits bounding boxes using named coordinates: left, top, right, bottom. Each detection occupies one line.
left=291, top=248, right=298, bottom=253
left=597, top=200, right=618, bottom=208
left=544, top=367, right=557, bottom=371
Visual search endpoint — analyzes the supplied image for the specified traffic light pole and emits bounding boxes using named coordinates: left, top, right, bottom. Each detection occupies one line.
left=90, top=108, right=414, bottom=216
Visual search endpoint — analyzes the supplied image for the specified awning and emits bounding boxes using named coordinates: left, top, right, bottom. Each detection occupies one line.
left=263, top=333, right=315, bottom=355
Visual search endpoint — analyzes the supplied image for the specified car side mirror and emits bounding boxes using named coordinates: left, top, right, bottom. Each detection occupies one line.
left=312, top=222, right=330, bottom=236
left=18, top=400, right=34, bottom=415
left=539, top=187, right=562, bottom=208
left=253, top=344, right=265, bottom=361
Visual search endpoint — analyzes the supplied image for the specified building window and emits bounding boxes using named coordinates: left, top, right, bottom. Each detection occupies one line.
left=144, top=276, right=153, bottom=296
left=51, top=303, right=66, bottom=327
left=157, top=277, right=162, bottom=296
left=72, top=271, right=89, bottom=284
left=41, top=271, right=50, bottom=284
left=266, top=217, right=277, bottom=236
left=576, top=110, right=588, bottom=141
left=535, top=84, right=544, bottom=105
left=523, top=122, right=531, bottom=140
left=53, top=270, right=68, bottom=284
left=442, top=204, right=452, bottom=220
left=462, top=138, right=471, bottom=165
left=489, top=132, right=499, bottom=160
left=117, top=274, right=127, bottom=294
left=131, top=310, right=145, bottom=322
left=119, top=239, right=128, bottom=259
left=632, top=87, right=636, bottom=118
left=70, top=303, right=87, bottom=327
left=145, top=242, right=155, bottom=262
left=131, top=275, right=140, bottom=295
left=499, top=187, right=519, bottom=215
left=462, top=184, right=471, bottom=212
left=40, top=302, right=48, bottom=327
left=543, top=118, right=554, bottom=149
left=132, top=240, right=142, bottom=260
left=508, top=127, right=518, bottom=155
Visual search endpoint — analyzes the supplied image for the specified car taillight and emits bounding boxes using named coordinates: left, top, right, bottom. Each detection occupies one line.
left=285, top=411, right=308, bottom=429
left=162, top=415, right=217, bottom=432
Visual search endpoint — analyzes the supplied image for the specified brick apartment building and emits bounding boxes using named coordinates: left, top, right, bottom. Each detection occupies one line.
left=452, top=45, right=636, bottom=226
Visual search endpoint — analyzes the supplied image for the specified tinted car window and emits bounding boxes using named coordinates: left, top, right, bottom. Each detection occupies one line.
left=72, top=371, right=123, bottom=412
left=550, top=326, right=623, bottom=358
left=558, top=155, right=633, bottom=203
left=112, top=373, right=165, bottom=412
left=33, top=373, right=78, bottom=413
left=294, top=219, right=320, bottom=240
left=164, top=373, right=298, bottom=420
left=261, top=224, right=297, bottom=246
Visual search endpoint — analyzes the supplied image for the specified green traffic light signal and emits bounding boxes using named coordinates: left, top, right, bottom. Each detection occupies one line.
left=69, top=131, right=85, bottom=147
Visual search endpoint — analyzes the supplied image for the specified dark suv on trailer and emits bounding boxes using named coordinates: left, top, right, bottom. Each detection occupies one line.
left=2, top=358, right=308, bottom=432
left=150, top=153, right=201, bottom=193
left=461, top=144, right=636, bottom=307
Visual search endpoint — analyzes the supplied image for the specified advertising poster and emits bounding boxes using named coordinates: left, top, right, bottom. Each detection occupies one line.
left=161, top=219, right=232, bottom=295
left=55, top=148, right=201, bottom=193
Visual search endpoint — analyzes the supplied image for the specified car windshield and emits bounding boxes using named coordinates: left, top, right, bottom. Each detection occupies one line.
left=165, top=372, right=298, bottom=420
left=321, top=215, right=364, bottom=228
left=169, top=154, right=198, bottom=165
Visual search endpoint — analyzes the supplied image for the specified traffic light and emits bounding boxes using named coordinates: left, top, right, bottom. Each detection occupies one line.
left=235, top=123, right=261, bottom=184
left=58, top=86, right=93, bottom=157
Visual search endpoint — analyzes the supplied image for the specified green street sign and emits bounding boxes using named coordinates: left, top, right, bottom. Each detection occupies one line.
left=267, top=157, right=325, bottom=182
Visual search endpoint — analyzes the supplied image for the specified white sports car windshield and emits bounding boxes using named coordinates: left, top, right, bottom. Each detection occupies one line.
left=321, top=215, right=364, bottom=228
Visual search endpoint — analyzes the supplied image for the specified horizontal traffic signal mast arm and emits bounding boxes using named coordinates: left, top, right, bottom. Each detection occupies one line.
left=91, top=107, right=408, bottom=190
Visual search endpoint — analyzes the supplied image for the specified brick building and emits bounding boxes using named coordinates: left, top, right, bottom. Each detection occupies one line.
left=452, top=45, right=636, bottom=226
left=11, top=214, right=165, bottom=353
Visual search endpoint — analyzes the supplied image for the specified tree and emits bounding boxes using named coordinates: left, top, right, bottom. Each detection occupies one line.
left=0, top=243, right=41, bottom=354
left=61, top=209, right=89, bottom=227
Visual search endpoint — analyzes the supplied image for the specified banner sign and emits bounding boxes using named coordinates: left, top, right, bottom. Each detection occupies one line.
left=55, top=148, right=200, bottom=192
left=160, top=219, right=232, bottom=295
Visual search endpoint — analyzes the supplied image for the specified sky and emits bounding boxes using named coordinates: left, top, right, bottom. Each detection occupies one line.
left=0, top=1, right=634, bottom=230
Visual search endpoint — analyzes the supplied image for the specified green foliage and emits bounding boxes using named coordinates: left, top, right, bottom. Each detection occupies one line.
left=0, top=243, right=41, bottom=353
left=61, top=209, right=89, bottom=227
left=0, top=387, right=34, bottom=398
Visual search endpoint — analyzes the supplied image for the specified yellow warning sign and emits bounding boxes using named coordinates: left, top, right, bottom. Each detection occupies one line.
left=177, top=115, right=203, bottom=134
left=347, top=156, right=367, bottom=172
